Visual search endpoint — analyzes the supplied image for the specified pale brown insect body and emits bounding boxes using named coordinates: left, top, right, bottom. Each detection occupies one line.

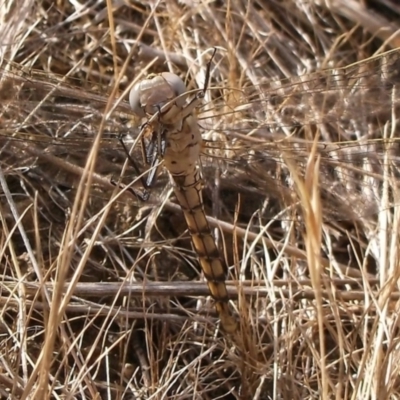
left=130, top=72, right=237, bottom=333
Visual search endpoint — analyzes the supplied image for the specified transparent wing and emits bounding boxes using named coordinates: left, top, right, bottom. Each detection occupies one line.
left=1, top=49, right=399, bottom=225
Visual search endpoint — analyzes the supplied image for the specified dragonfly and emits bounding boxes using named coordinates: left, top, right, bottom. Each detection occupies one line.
left=1, top=48, right=400, bottom=329
left=125, top=50, right=238, bottom=333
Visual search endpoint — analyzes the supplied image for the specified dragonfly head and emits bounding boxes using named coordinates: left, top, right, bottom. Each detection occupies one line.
left=129, top=72, right=187, bottom=118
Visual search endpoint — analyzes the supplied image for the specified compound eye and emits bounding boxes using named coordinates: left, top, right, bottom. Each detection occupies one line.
left=129, top=83, right=146, bottom=117
left=161, top=72, right=187, bottom=107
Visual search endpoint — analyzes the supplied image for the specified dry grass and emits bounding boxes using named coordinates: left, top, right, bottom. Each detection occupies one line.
left=1, top=0, right=400, bottom=398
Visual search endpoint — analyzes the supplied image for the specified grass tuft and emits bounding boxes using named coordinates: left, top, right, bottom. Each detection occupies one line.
left=1, top=0, right=400, bottom=398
